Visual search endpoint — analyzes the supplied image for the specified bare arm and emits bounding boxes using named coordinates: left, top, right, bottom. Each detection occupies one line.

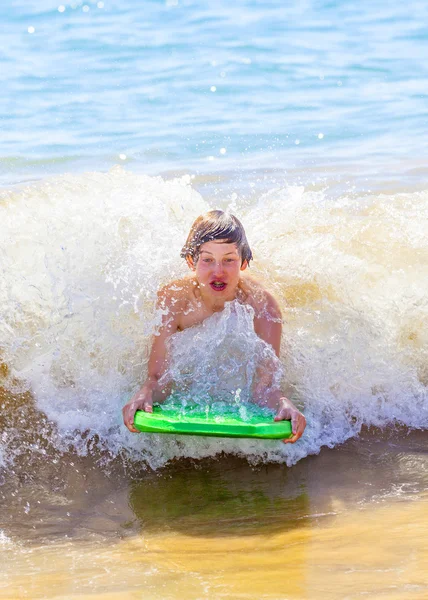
left=122, top=286, right=180, bottom=432
left=253, top=292, right=306, bottom=444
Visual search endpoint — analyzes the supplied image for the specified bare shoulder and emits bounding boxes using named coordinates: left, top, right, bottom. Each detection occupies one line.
left=157, top=277, right=195, bottom=313
left=239, top=275, right=282, bottom=322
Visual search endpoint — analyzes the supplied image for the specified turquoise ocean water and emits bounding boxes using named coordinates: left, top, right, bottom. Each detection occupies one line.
left=1, top=0, right=427, bottom=188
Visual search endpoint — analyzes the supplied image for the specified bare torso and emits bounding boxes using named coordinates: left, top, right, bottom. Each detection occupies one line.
left=163, top=274, right=280, bottom=336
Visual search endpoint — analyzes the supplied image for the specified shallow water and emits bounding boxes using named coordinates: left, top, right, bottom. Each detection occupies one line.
left=1, top=422, right=428, bottom=598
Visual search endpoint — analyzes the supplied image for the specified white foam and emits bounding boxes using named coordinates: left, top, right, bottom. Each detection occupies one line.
left=1, top=172, right=427, bottom=469
left=0, top=531, right=12, bottom=546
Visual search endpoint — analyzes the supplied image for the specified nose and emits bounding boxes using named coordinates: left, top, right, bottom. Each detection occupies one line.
left=213, top=261, right=224, bottom=276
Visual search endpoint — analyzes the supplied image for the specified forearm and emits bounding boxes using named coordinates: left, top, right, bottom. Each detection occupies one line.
left=251, top=358, right=277, bottom=404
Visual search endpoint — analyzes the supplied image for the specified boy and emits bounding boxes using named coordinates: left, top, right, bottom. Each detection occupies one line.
left=122, top=210, right=306, bottom=443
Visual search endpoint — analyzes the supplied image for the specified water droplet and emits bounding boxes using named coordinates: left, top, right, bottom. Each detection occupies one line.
left=337, top=81, right=342, bottom=86
left=97, top=1, right=104, bottom=7
left=207, top=156, right=215, bottom=161
left=317, top=133, right=324, bottom=139
left=58, top=5, right=66, bottom=12
left=82, top=4, right=90, bottom=12
left=295, top=139, right=300, bottom=145
left=219, top=147, right=227, bottom=155
left=27, top=26, right=35, bottom=34
left=220, top=71, right=226, bottom=78
left=210, top=86, right=217, bottom=92
left=119, top=153, right=127, bottom=160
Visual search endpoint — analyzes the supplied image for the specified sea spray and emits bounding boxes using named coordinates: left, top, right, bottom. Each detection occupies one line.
left=1, top=170, right=427, bottom=471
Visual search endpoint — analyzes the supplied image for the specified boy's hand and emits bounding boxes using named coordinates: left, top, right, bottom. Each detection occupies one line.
left=122, top=387, right=153, bottom=433
left=274, top=398, right=306, bottom=444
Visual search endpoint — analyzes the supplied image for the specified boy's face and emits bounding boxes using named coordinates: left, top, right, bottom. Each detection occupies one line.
left=187, top=240, right=247, bottom=297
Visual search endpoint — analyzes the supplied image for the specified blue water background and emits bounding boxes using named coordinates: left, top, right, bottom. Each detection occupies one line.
left=1, top=0, right=427, bottom=186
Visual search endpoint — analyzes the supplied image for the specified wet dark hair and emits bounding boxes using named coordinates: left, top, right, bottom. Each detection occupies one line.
left=180, top=210, right=253, bottom=265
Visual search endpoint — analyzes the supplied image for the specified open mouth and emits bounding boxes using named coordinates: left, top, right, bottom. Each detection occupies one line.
left=210, top=280, right=227, bottom=292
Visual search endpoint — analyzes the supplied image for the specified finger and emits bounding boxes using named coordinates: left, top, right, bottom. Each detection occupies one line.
left=291, top=417, right=298, bottom=435
left=274, top=409, right=289, bottom=422
left=124, top=413, right=138, bottom=433
left=142, top=401, right=153, bottom=413
left=296, top=415, right=306, bottom=436
left=291, top=413, right=299, bottom=434
left=123, top=405, right=138, bottom=432
left=282, top=432, right=300, bottom=444
left=291, top=412, right=306, bottom=434
left=283, top=417, right=306, bottom=443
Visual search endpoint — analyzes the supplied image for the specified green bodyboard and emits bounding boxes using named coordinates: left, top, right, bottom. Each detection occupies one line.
left=133, top=401, right=293, bottom=439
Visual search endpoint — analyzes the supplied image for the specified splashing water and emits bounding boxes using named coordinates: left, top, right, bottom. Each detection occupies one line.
left=160, top=300, right=282, bottom=405
left=1, top=169, right=427, bottom=471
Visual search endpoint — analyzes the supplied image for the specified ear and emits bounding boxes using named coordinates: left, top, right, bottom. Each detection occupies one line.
left=186, top=256, right=196, bottom=271
left=240, top=260, right=248, bottom=272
